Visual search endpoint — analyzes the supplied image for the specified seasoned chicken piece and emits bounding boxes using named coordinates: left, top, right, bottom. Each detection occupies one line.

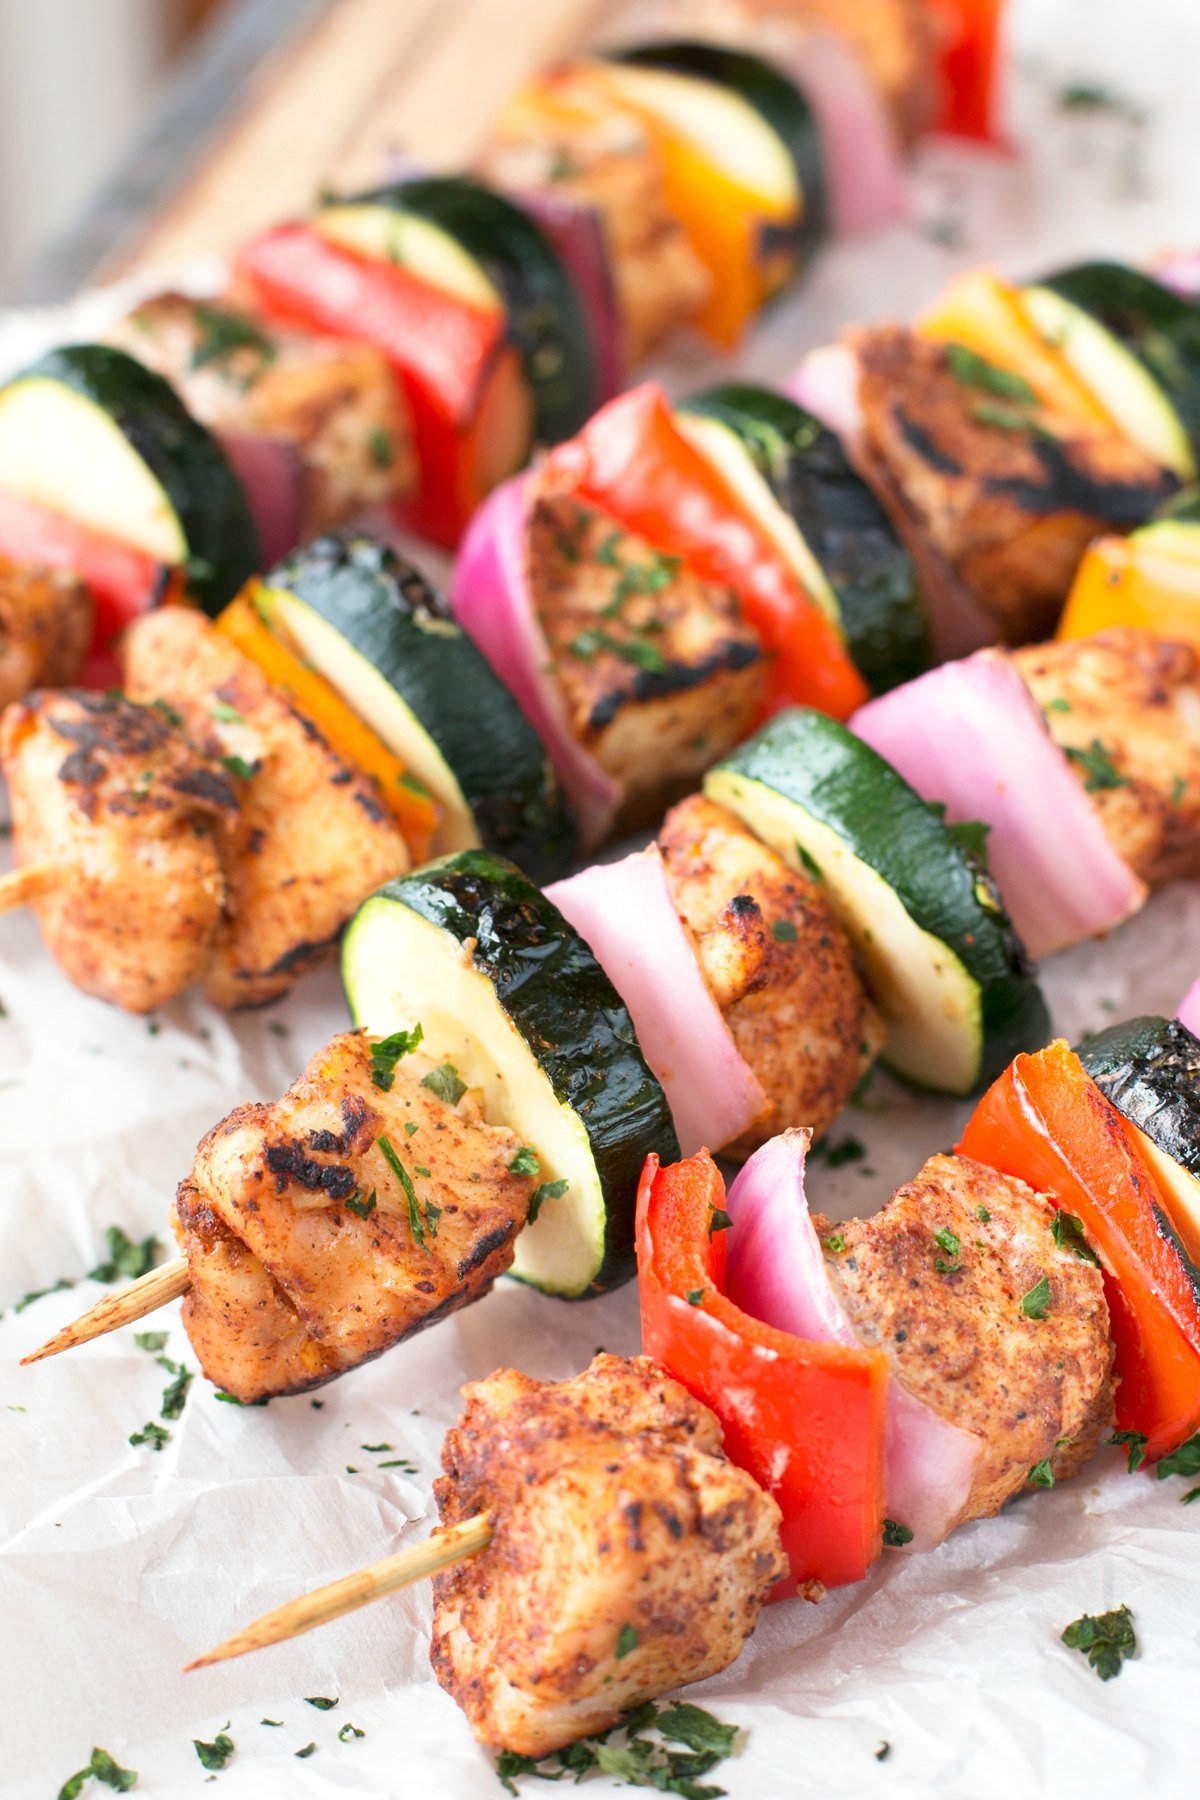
left=632, top=0, right=939, bottom=145
left=0, top=556, right=93, bottom=708
left=121, top=606, right=408, bottom=1008
left=852, top=327, right=1177, bottom=645
left=659, top=794, right=884, bottom=1151
left=431, top=1353, right=785, bottom=1755
left=175, top=1032, right=534, bottom=1401
left=478, top=66, right=710, bottom=366
left=107, top=293, right=414, bottom=532
left=816, top=1153, right=1114, bottom=1529
left=0, top=690, right=235, bottom=1011
left=1011, top=627, right=1200, bottom=888
left=529, top=493, right=764, bottom=833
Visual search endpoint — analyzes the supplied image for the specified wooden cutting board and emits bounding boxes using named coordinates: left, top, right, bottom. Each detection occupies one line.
left=95, top=0, right=609, bottom=288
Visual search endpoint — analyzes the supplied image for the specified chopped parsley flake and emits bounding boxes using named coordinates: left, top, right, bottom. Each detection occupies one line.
left=305, top=1696, right=339, bottom=1711
left=1156, top=1431, right=1200, bottom=1481
left=707, top=1207, right=732, bottom=1239
left=1061, top=1603, right=1136, bottom=1680
left=527, top=1178, right=568, bottom=1224
left=129, top=1421, right=170, bottom=1453
left=1045, top=696, right=1073, bottom=714
left=934, top=1227, right=961, bottom=1256
left=975, top=1205, right=991, bottom=1223
left=91, top=1226, right=160, bottom=1283
left=294, top=1743, right=317, bottom=1759
left=567, top=627, right=667, bottom=674
left=508, top=1145, right=540, bottom=1178
left=193, top=1734, right=235, bottom=1771
left=823, top=1233, right=846, bottom=1255
left=1021, top=1274, right=1052, bottom=1319
left=946, top=341, right=1038, bottom=404
left=190, top=303, right=276, bottom=373
left=345, top=1189, right=377, bottom=1221
left=771, top=917, right=798, bottom=942
left=1064, top=739, right=1128, bottom=793
left=495, top=1699, right=738, bottom=1796
left=1027, top=1459, right=1056, bottom=1488
left=57, top=1746, right=138, bottom=1798
left=882, top=1519, right=913, bottom=1547
left=133, top=1331, right=168, bottom=1353
left=209, top=702, right=243, bottom=725
left=369, top=1025, right=423, bottom=1090
left=368, top=426, right=393, bottom=469
left=615, top=1623, right=640, bottom=1659
left=338, top=1723, right=365, bottom=1742
left=157, top=1355, right=193, bottom=1420
left=420, top=1061, right=467, bottom=1106
left=971, top=399, right=1047, bottom=435
left=685, top=1289, right=705, bottom=1306
left=1052, top=1211, right=1100, bottom=1265
left=378, top=1134, right=436, bottom=1244
left=220, top=753, right=258, bottom=782
left=1109, top=1429, right=1148, bottom=1473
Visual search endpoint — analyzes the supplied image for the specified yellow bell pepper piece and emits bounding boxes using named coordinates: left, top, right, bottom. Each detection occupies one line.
left=1058, top=525, right=1200, bottom=649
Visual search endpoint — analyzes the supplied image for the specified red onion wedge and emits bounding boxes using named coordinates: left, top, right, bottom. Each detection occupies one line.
left=1178, top=978, right=1200, bottom=1039
left=783, top=34, right=907, bottom=236
left=450, top=472, right=618, bottom=848
left=547, top=847, right=767, bottom=1156
left=852, top=651, right=1147, bottom=959
left=724, top=1129, right=980, bottom=1552
left=515, top=191, right=623, bottom=405
left=217, top=432, right=305, bottom=568
left=785, top=344, right=864, bottom=442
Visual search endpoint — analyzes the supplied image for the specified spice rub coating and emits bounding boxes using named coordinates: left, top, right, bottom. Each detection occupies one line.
left=432, top=1352, right=785, bottom=1755
left=175, top=1032, right=534, bottom=1401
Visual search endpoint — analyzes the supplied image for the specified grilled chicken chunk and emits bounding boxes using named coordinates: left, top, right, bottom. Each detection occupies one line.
left=0, top=556, right=93, bottom=708
left=107, top=293, right=414, bottom=532
left=478, top=65, right=710, bottom=366
left=122, top=606, right=409, bottom=1008
left=432, top=1353, right=785, bottom=1756
left=529, top=493, right=764, bottom=834
left=658, top=795, right=884, bottom=1151
left=0, top=690, right=235, bottom=1011
left=175, top=1032, right=534, bottom=1401
left=1011, top=627, right=1200, bottom=888
left=851, top=327, right=1177, bottom=645
left=816, top=1153, right=1114, bottom=1529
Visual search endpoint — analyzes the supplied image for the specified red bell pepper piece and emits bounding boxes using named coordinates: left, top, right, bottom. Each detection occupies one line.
left=236, top=224, right=530, bottom=548
left=544, top=384, right=868, bottom=720
left=959, top=1039, right=1200, bottom=1464
left=0, top=488, right=180, bottom=684
left=924, top=0, right=1008, bottom=145
left=636, top=1149, right=888, bottom=1593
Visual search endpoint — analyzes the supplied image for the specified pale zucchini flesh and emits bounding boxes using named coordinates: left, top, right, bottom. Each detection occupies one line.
left=316, top=205, right=505, bottom=313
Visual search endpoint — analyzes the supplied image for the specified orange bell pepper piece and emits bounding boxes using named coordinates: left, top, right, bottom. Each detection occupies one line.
left=636, top=1149, right=888, bottom=1592
left=959, top=1039, right=1200, bottom=1464
left=1058, top=525, right=1200, bottom=649
left=217, top=586, right=439, bottom=861
left=545, top=384, right=867, bottom=719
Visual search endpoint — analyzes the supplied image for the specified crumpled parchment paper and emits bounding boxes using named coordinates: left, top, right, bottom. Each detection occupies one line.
left=4, top=2, right=1200, bottom=1793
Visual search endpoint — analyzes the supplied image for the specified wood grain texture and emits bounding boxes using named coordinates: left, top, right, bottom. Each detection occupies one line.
left=119, top=0, right=608, bottom=282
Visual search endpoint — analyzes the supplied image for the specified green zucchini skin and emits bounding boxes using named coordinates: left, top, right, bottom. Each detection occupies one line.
left=685, top=383, right=929, bottom=691
left=347, top=176, right=595, bottom=443
left=350, top=851, right=680, bottom=1294
left=612, top=39, right=827, bottom=265
left=1077, top=1015, right=1200, bottom=1180
left=267, top=532, right=576, bottom=881
left=1039, top=263, right=1200, bottom=456
left=21, top=343, right=260, bottom=611
left=714, top=709, right=1048, bottom=1090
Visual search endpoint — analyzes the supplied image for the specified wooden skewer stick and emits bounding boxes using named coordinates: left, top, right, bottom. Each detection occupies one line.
left=0, top=861, right=60, bottom=913
left=20, top=1256, right=191, bottom=1365
left=184, top=1514, right=494, bottom=1671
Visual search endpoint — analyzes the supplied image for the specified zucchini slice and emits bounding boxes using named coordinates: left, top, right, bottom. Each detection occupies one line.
left=705, top=709, right=1048, bottom=1094
left=1024, top=264, right=1200, bottom=479
left=1078, top=1014, right=1200, bottom=1264
left=342, top=852, right=680, bottom=1296
left=0, top=343, right=259, bottom=611
left=608, top=39, right=826, bottom=263
left=260, top=532, right=575, bottom=881
left=680, top=383, right=929, bottom=692
left=319, top=177, right=595, bottom=443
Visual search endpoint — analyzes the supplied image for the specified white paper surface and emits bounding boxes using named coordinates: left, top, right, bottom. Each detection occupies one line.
left=4, top=3, right=1200, bottom=1794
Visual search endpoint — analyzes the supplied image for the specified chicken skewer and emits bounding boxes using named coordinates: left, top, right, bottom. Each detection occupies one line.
left=189, top=1354, right=786, bottom=1759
